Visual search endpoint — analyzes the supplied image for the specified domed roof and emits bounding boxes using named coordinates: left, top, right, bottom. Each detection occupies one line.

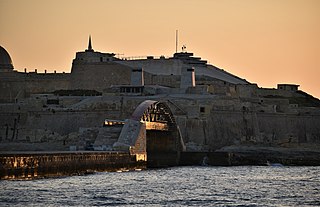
left=0, top=46, right=14, bottom=70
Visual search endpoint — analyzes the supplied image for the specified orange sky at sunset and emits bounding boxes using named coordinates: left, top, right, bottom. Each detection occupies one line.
left=1, top=0, right=319, bottom=98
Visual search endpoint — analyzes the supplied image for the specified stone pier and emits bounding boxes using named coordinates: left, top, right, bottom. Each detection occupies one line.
left=0, top=151, right=146, bottom=180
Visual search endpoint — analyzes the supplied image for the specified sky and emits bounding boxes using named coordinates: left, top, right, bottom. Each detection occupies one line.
left=1, top=0, right=319, bottom=98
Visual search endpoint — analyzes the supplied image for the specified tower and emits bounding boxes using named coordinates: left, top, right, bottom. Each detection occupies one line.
left=180, top=66, right=195, bottom=89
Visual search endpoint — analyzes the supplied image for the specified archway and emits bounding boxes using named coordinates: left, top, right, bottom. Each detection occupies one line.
left=131, top=100, right=184, bottom=167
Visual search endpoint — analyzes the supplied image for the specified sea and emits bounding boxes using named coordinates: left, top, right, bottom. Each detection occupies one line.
left=1, top=166, right=319, bottom=206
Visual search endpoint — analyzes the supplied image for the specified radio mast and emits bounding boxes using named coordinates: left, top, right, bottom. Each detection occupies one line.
left=175, top=30, right=178, bottom=53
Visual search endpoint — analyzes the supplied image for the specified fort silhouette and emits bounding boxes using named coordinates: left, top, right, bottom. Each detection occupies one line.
left=1, top=38, right=320, bottom=178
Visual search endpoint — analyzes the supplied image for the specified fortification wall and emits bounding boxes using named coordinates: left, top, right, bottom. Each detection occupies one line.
left=70, top=62, right=132, bottom=91
left=0, top=97, right=143, bottom=145
left=180, top=110, right=320, bottom=151
left=118, top=59, right=183, bottom=76
left=143, top=72, right=180, bottom=88
left=1, top=95, right=319, bottom=152
left=0, top=72, right=69, bottom=103
left=257, top=88, right=299, bottom=98
left=167, top=97, right=320, bottom=151
left=24, top=74, right=70, bottom=95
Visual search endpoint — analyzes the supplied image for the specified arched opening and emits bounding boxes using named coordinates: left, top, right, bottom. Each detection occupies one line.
left=131, top=100, right=183, bottom=167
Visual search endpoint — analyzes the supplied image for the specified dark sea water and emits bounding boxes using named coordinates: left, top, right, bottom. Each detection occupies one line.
left=1, top=166, right=319, bottom=206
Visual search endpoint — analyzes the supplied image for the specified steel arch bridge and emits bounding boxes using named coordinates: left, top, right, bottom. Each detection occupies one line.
left=133, top=100, right=184, bottom=167
left=131, top=100, right=176, bottom=131
left=113, top=100, right=184, bottom=167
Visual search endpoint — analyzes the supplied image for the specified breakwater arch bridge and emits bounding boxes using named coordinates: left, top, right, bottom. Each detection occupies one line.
left=112, top=100, right=185, bottom=167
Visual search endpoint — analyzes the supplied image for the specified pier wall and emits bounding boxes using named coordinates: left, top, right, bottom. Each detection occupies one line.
left=0, top=151, right=146, bottom=180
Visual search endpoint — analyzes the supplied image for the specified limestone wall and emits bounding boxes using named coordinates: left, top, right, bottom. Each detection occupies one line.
left=257, top=113, right=320, bottom=144
left=1, top=94, right=319, bottom=152
left=118, top=59, right=183, bottom=76
left=70, top=62, right=132, bottom=91
left=0, top=96, right=143, bottom=146
left=180, top=110, right=320, bottom=151
left=0, top=72, right=69, bottom=103
left=167, top=97, right=320, bottom=151
left=144, top=72, right=180, bottom=88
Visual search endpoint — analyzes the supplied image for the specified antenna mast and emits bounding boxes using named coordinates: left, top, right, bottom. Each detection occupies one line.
left=175, top=30, right=178, bottom=53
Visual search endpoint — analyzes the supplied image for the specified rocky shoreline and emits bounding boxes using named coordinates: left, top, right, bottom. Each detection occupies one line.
left=216, top=145, right=320, bottom=166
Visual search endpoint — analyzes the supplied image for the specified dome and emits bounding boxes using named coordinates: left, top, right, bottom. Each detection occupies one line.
left=0, top=46, right=14, bottom=70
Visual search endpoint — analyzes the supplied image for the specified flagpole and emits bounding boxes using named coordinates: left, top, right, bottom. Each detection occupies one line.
left=175, top=30, right=178, bottom=53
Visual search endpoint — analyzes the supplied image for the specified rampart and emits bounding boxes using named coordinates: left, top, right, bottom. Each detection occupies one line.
left=0, top=72, right=69, bottom=103
left=1, top=95, right=319, bottom=152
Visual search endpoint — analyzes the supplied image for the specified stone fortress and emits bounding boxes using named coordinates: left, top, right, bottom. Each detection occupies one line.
left=1, top=37, right=320, bottom=164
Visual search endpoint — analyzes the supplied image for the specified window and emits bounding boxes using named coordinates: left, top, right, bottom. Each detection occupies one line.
left=200, top=107, right=205, bottom=113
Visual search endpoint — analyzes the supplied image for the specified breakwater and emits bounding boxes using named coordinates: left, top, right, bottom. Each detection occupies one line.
left=0, top=151, right=146, bottom=180
left=1, top=148, right=319, bottom=180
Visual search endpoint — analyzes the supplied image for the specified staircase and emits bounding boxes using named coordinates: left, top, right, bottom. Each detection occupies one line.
left=93, top=126, right=123, bottom=150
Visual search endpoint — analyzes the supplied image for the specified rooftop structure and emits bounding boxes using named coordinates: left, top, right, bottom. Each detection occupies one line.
left=71, top=36, right=119, bottom=66
left=171, top=52, right=207, bottom=66
left=277, top=84, right=300, bottom=92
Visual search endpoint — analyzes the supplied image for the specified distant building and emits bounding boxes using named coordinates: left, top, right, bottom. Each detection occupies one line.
left=277, top=84, right=300, bottom=92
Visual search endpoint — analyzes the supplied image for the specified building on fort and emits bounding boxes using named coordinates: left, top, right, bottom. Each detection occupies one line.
left=0, top=38, right=320, bottom=160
